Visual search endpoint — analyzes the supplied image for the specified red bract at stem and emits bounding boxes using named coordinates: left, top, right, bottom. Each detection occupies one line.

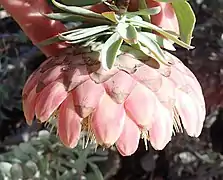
left=0, top=0, right=69, bottom=56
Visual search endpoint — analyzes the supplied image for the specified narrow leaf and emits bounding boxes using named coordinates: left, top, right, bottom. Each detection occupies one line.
left=172, top=1, right=196, bottom=44
left=141, top=32, right=176, bottom=51
left=59, top=25, right=110, bottom=41
left=51, top=0, right=105, bottom=19
left=126, top=7, right=161, bottom=16
left=102, top=12, right=119, bottom=23
left=38, top=35, right=61, bottom=47
left=127, top=19, right=194, bottom=49
left=44, top=13, right=111, bottom=24
left=101, top=32, right=123, bottom=70
left=138, top=32, right=170, bottom=65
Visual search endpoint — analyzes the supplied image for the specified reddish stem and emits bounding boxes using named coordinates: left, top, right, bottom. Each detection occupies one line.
left=0, top=0, right=69, bottom=56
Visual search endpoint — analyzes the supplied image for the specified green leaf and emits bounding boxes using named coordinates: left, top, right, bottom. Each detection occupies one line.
left=59, top=25, right=110, bottom=41
left=61, top=0, right=103, bottom=6
left=172, top=1, right=196, bottom=44
left=102, top=12, right=119, bottom=23
left=51, top=0, right=105, bottom=19
left=10, top=164, right=23, bottom=180
left=13, top=147, right=30, bottom=162
left=126, top=7, right=161, bottom=16
left=23, top=161, right=38, bottom=178
left=117, top=23, right=138, bottom=44
left=138, top=32, right=170, bottom=65
left=38, top=35, right=61, bottom=47
left=127, top=19, right=194, bottom=49
left=101, top=32, right=123, bottom=70
left=138, top=0, right=151, bottom=22
left=88, top=162, right=104, bottom=180
left=44, top=12, right=110, bottom=24
left=19, top=143, right=37, bottom=157
left=141, top=32, right=176, bottom=51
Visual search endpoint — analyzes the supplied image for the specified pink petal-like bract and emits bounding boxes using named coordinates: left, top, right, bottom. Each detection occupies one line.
left=124, top=83, right=156, bottom=128
left=58, top=93, right=82, bottom=148
left=149, top=100, right=173, bottom=150
left=35, top=80, right=68, bottom=122
left=175, top=89, right=200, bottom=137
left=116, top=116, right=140, bottom=156
left=22, top=85, right=38, bottom=125
left=104, top=71, right=136, bottom=104
left=72, top=79, right=105, bottom=118
left=91, top=94, right=126, bottom=146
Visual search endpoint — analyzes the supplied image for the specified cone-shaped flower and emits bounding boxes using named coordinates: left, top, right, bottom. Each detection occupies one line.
left=22, top=47, right=205, bottom=156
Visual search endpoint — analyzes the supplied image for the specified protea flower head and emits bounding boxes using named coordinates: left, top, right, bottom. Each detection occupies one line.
left=22, top=45, right=205, bottom=156
left=20, top=0, right=205, bottom=156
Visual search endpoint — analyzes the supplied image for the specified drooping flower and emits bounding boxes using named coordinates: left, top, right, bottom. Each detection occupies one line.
left=22, top=47, right=206, bottom=156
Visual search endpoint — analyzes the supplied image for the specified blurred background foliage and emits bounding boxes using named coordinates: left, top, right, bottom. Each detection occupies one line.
left=0, top=0, right=222, bottom=179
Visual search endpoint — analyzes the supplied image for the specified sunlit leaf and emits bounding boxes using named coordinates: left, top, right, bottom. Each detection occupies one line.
left=102, top=12, right=119, bottom=23
left=101, top=32, right=123, bottom=70
left=126, top=7, right=161, bottom=16
left=172, top=1, right=196, bottom=44
left=141, top=32, right=176, bottom=51
left=138, top=32, right=170, bottom=65
left=51, top=0, right=105, bottom=19
left=127, top=19, right=194, bottom=49
left=117, top=23, right=138, bottom=44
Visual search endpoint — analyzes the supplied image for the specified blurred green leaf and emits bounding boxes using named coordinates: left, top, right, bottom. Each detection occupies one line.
left=10, top=164, right=23, bottom=180
left=0, top=162, right=12, bottom=177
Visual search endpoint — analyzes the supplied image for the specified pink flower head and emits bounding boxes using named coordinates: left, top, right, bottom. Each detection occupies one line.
left=23, top=47, right=205, bottom=156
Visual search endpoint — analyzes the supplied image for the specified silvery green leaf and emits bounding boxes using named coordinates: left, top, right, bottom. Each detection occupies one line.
left=101, top=32, right=123, bottom=70
left=51, top=0, right=105, bottom=19
left=141, top=32, right=176, bottom=51
left=126, top=7, right=161, bottom=16
left=102, top=12, right=119, bottom=23
left=59, top=25, right=110, bottom=41
left=138, top=32, right=170, bottom=65
left=44, top=13, right=111, bottom=24
left=127, top=19, right=194, bottom=49
left=117, top=23, right=138, bottom=44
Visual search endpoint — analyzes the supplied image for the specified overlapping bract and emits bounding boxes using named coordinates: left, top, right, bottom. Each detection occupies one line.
left=22, top=47, right=206, bottom=156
